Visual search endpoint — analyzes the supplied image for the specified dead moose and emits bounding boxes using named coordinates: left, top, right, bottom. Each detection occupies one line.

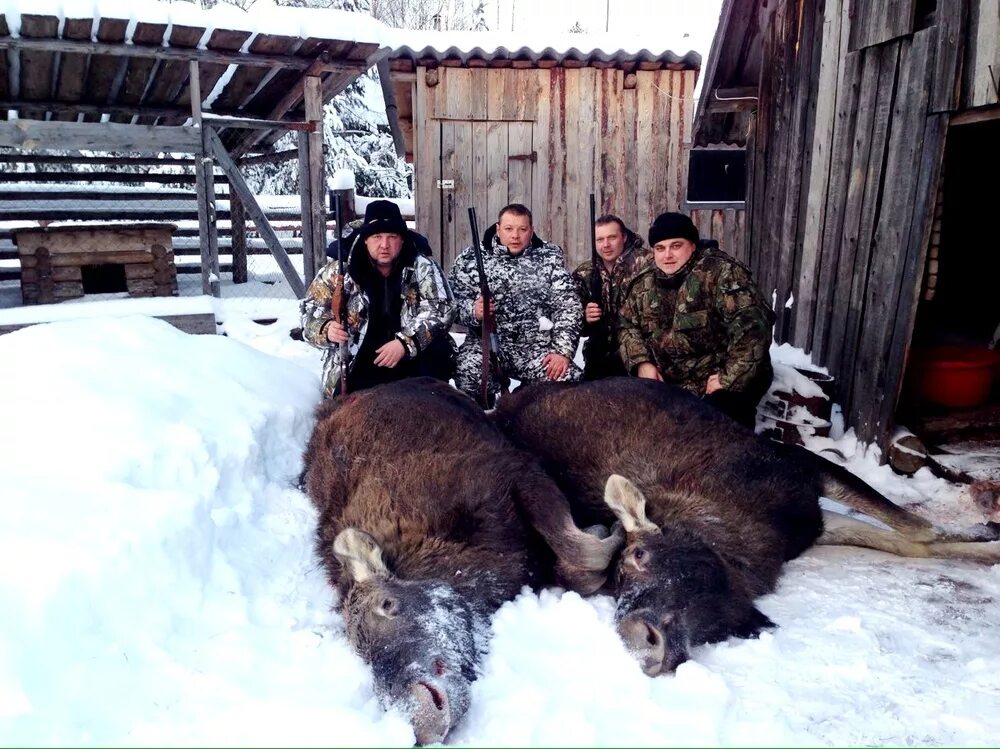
left=300, top=377, right=621, bottom=745
left=492, top=377, right=1000, bottom=677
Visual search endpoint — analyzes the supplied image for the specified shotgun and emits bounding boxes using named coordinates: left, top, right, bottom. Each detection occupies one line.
left=468, top=207, right=503, bottom=408
left=588, top=193, right=602, bottom=308
left=330, top=191, right=349, bottom=396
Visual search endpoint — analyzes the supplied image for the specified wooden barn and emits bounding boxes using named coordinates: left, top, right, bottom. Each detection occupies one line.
left=383, top=34, right=743, bottom=270
left=695, top=0, right=1000, bottom=453
left=0, top=4, right=387, bottom=330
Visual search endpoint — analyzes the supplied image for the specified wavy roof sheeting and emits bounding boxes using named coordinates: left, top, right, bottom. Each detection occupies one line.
left=391, top=44, right=700, bottom=68
left=386, top=30, right=700, bottom=69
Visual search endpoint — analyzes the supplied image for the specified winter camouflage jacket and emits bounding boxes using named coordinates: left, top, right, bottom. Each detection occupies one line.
left=617, top=242, right=774, bottom=395
left=300, top=235, right=456, bottom=397
left=571, top=229, right=644, bottom=370
left=450, top=226, right=582, bottom=361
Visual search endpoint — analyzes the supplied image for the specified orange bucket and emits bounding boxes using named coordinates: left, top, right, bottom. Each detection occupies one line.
left=915, top=345, right=1000, bottom=408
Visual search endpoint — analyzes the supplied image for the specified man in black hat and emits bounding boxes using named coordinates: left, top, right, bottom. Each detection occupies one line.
left=300, top=199, right=456, bottom=397
left=616, top=211, right=775, bottom=428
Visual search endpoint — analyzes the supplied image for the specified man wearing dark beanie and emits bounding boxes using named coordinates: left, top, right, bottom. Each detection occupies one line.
left=617, top=211, right=775, bottom=428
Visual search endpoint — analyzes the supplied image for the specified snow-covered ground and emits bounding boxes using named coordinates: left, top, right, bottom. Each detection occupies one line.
left=1, top=314, right=998, bottom=747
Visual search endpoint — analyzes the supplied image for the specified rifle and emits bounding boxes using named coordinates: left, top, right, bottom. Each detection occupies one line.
left=330, top=190, right=350, bottom=396
left=468, top=207, right=503, bottom=408
left=588, top=193, right=602, bottom=309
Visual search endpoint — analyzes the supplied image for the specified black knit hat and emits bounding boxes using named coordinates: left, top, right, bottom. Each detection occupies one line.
left=357, top=199, right=408, bottom=241
left=648, top=212, right=699, bottom=247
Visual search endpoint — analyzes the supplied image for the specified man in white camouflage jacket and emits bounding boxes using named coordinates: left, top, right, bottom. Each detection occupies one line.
left=449, top=203, right=583, bottom=404
left=300, top=200, right=456, bottom=397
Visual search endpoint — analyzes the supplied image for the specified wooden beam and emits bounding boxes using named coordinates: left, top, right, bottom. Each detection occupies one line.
left=0, top=119, right=201, bottom=153
left=235, top=148, right=300, bottom=166
left=230, top=190, right=248, bottom=285
left=207, top=128, right=306, bottom=297
left=0, top=36, right=367, bottom=73
left=950, top=103, right=1000, bottom=126
left=298, top=128, right=315, bottom=281
left=0, top=153, right=195, bottom=166
left=190, top=61, right=221, bottom=299
left=0, top=171, right=223, bottom=185
left=0, top=99, right=318, bottom=129
left=305, top=75, right=327, bottom=280
left=229, top=49, right=338, bottom=159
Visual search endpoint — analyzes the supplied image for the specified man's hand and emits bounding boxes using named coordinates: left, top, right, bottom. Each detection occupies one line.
left=374, top=340, right=406, bottom=368
left=473, top=296, right=497, bottom=321
left=705, top=373, right=724, bottom=394
left=325, top=319, right=349, bottom=344
left=584, top=302, right=602, bottom=324
left=542, top=353, right=571, bottom=380
left=637, top=362, right=663, bottom=381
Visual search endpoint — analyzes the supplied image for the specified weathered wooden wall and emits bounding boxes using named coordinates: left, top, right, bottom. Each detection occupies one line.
left=410, top=65, right=710, bottom=271
left=964, top=0, right=1000, bottom=109
left=745, top=0, right=974, bottom=448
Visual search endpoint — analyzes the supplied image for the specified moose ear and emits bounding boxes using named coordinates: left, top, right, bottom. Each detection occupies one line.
left=603, top=474, right=659, bottom=534
left=333, top=528, right=390, bottom=584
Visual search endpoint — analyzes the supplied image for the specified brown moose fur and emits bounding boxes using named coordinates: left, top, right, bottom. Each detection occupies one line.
left=494, top=378, right=825, bottom=599
left=300, top=378, right=621, bottom=742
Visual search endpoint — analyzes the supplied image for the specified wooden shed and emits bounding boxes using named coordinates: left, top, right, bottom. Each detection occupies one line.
left=384, top=35, right=725, bottom=270
left=695, top=0, right=1000, bottom=452
left=0, top=3, right=387, bottom=315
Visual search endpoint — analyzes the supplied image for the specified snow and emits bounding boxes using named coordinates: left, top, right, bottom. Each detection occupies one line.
left=2, top=315, right=999, bottom=746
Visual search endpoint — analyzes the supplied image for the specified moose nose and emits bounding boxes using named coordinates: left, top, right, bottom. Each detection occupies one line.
left=618, top=614, right=666, bottom=677
left=410, top=680, right=450, bottom=746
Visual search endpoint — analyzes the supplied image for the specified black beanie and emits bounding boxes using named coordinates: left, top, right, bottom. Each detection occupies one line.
left=357, top=199, right=408, bottom=241
left=648, top=212, right=699, bottom=247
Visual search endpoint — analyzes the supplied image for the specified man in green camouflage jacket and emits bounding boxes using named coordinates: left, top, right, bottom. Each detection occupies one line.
left=571, top=214, right=644, bottom=380
left=617, top=211, right=774, bottom=428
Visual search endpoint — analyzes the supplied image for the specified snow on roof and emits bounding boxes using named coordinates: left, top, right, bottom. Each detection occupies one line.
left=0, top=0, right=393, bottom=48
left=387, top=28, right=701, bottom=67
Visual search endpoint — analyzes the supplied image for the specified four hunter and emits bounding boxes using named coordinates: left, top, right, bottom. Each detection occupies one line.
left=301, top=201, right=775, bottom=427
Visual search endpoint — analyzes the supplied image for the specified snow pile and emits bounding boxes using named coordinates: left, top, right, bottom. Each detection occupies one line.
left=1, top=316, right=999, bottom=746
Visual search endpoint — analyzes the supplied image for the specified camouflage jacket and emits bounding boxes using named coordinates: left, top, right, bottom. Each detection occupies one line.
left=300, top=239, right=456, bottom=397
left=617, top=244, right=774, bottom=395
left=571, top=230, right=644, bottom=353
left=449, top=226, right=582, bottom=360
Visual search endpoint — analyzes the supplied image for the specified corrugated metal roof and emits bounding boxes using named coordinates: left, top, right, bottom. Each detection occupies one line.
left=386, top=30, right=700, bottom=69
left=391, top=44, right=700, bottom=68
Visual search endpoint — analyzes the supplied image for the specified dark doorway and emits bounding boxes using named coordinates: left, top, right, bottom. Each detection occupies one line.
left=900, top=117, right=1000, bottom=449
left=81, top=263, right=127, bottom=294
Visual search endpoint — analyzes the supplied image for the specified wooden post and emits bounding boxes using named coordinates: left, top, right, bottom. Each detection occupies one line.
left=297, top=129, right=315, bottom=281
left=189, top=60, right=221, bottom=298
left=230, top=189, right=248, bottom=284
left=334, top=187, right=358, bottom=224
left=305, top=76, right=327, bottom=279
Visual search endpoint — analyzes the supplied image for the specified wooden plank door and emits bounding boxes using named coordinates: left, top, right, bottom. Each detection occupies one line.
left=437, top=120, right=535, bottom=272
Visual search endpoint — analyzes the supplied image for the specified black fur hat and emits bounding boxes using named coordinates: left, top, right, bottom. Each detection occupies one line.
left=648, top=212, right=699, bottom=247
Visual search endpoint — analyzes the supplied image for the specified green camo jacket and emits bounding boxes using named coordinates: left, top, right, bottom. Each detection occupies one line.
left=617, top=245, right=775, bottom=395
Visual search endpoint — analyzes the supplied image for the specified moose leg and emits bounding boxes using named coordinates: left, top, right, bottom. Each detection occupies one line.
left=816, top=459, right=999, bottom=544
left=818, top=511, right=1000, bottom=561
left=512, top=466, right=624, bottom=593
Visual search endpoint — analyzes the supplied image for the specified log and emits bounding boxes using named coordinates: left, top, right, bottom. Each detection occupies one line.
left=887, top=428, right=928, bottom=475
